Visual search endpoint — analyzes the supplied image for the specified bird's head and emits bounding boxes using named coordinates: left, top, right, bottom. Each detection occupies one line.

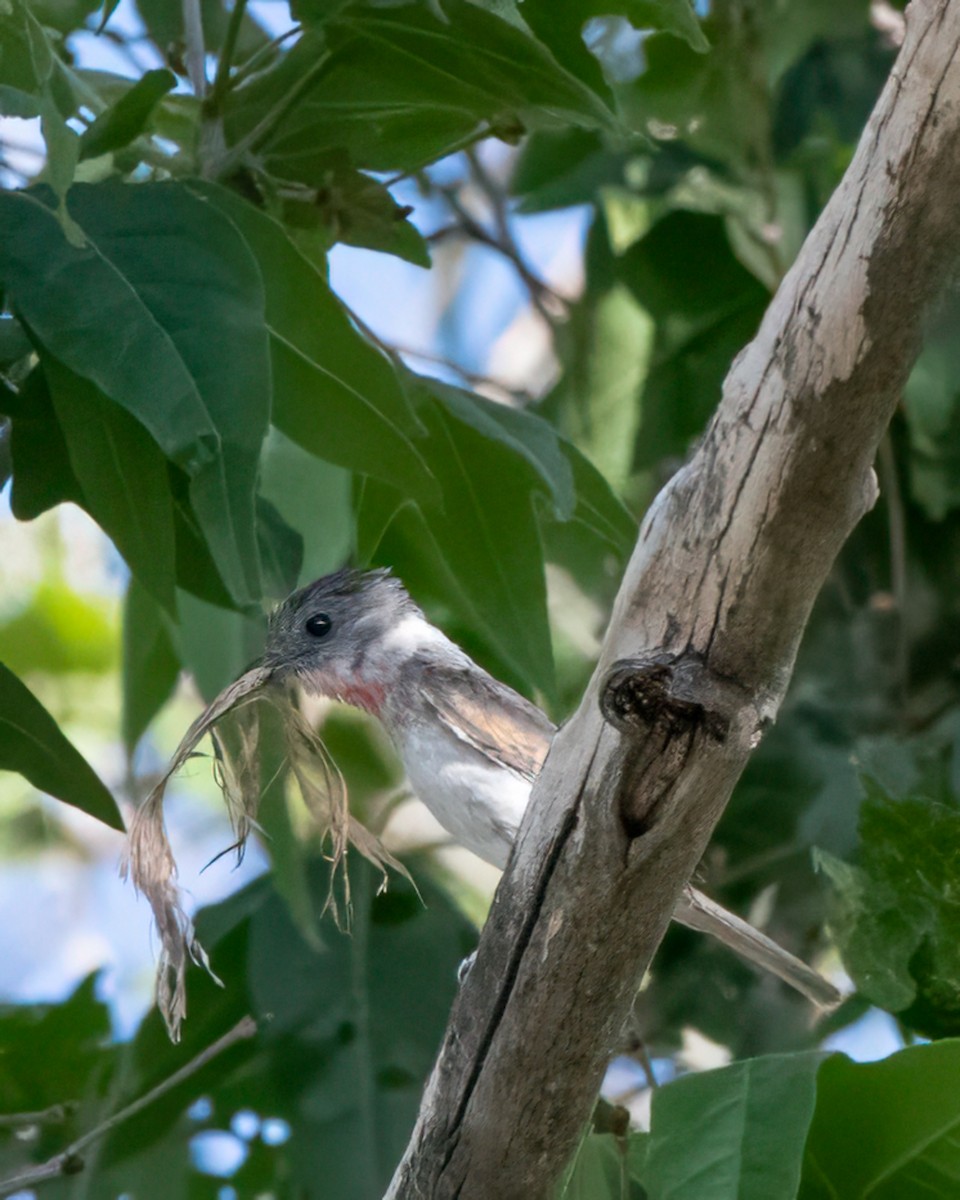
left=262, top=567, right=421, bottom=713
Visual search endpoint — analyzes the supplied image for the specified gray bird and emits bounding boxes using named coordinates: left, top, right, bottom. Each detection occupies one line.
left=262, top=567, right=839, bottom=1007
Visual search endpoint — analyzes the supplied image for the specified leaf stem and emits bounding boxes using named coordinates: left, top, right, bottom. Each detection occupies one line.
left=211, top=0, right=250, bottom=109
left=0, top=1016, right=258, bottom=1198
left=212, top=52, right=329, bottom=179
left=228, top=25, right=302, bottom=92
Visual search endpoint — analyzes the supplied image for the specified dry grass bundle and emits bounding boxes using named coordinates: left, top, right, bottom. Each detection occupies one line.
left=122, top=664, right=405, bottom=1040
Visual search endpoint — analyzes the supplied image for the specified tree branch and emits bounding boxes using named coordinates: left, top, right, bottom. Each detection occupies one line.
left=387, top=3, right=960, bottom=1196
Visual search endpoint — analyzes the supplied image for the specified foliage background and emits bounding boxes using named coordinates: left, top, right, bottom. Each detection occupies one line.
left=3, top=0, right=960, bottom=1196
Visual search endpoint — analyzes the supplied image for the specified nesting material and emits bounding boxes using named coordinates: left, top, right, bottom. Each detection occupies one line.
left=122, top=663, right=404, bottom=1041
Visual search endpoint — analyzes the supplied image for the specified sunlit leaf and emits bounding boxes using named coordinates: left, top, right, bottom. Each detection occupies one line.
left=801, top=1041, right=960, bottom=1199
left=643, top=1052, right=823, bottom=1199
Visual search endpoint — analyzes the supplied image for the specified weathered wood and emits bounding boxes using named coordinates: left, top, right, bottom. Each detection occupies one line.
left=387, top=4, right=960, bottom=1195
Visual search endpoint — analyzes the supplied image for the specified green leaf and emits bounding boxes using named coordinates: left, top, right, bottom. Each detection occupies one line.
left=643, top=1051, right=823, bottom=1199
left=512, top=128, right=629, bottom=213
left=429, top=378, right=575, bottom=519
left=256, top=494, right=304, bottom=599
left=363, top=381, right=557, bottom=697
left=44, top=355, right=178, bottom=613
left=122, top=577, right=181, bottom=752
left=0, top=973, right=112, bottom=1115
left=171, top=589, right=264, bottom=702
left=817, top=779, right=960, bottom=1036
left=0, top=580, right=116, bottom=677
left=519, top=0, right=706, bottom=110
left=79, top=68, right=177, bottom=160
left=189, top=182, right=434, bottom=499
left=31, top=0, right=101, bottom=34
left=904, top=291, right=960, bottom=520
left=225, top=1, right=618, bottom=179
left=616, top=210, right=768, bottom=466
left=546, top=282, right=653, bottom=492
left=0, top=182, right=271, bottom=606
left=3, top=365, right=84, bottom=519
left=258, top=425, right=354, bottom=583
left=561, top=1130, right=644, bottom=1199
left=0, top=661, right=123, bottom=830
left=801, top=1041, right=960, bottom=1199
left=0, top=0, right=55, bottom=107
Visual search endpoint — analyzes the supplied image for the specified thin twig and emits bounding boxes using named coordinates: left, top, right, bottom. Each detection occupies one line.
left=0, top=1103, right=78, bottom=1130
left=181, top=0, right=207, bottom=99
left=466, top=148, right=568, bottom=325
left=392, top=343, right=534, bottom=402
left=213, top=52, right=329, bottom=178
left=229, top=25, right=302, bottom=91
left=0, top=1016, right=258, bottom=1198
left=438, top=181, right=566, bottom=329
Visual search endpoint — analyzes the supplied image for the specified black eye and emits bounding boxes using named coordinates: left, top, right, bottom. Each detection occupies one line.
left=305, top=612, right=332, bottom=638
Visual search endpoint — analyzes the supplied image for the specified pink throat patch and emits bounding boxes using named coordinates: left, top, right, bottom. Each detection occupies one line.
left=334, top=677, right=387, bottom=717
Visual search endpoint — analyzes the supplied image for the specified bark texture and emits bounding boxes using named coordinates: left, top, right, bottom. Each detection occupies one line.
left=388, top=4, right=960, bottom=1196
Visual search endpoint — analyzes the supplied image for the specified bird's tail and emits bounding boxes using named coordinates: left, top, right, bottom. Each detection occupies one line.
left=675, top=886, right=841, bottom=1008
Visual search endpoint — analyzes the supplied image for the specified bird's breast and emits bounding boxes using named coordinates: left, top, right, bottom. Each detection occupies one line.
left=391, top=720, right=531, bottom=870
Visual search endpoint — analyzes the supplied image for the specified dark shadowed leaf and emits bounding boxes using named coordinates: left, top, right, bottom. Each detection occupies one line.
left=256, top=494, right=304, bottom=599
left=616, top=210, right=768, bottom=465
left=275, top=152, right=431, bottom=266
left=2, top=365, right=83, bottom=519
left=520, top=0, right=706, bottom=109
left=0, top=662, right=123, bottom=830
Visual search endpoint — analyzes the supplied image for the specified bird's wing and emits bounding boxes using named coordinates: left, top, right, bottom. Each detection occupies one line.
left=419, top=665, right=555, bottom=782
left=419, top=665, right=840, bottom=1009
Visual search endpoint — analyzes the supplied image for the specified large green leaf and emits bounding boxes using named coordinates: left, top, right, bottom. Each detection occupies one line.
left=800, top=1041, right=960, bottom=1199
left=122, top=578, right=181, bottom=752
left=258, top=425, right=355, bottom=583
left=644, top=1052, right=822, bottom=1199
left=0, top=182, right=271, bottom=606
left=188, top=183, right=434, bottom=500
left=226, top=0, right=618, bottom=179
left=0, top=662, right=123, bottom=830
left=44, top=354, right=178, bottom=612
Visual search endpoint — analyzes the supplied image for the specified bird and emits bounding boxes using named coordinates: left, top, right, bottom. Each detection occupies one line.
left=260, top=566, right=839, bottom=1006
